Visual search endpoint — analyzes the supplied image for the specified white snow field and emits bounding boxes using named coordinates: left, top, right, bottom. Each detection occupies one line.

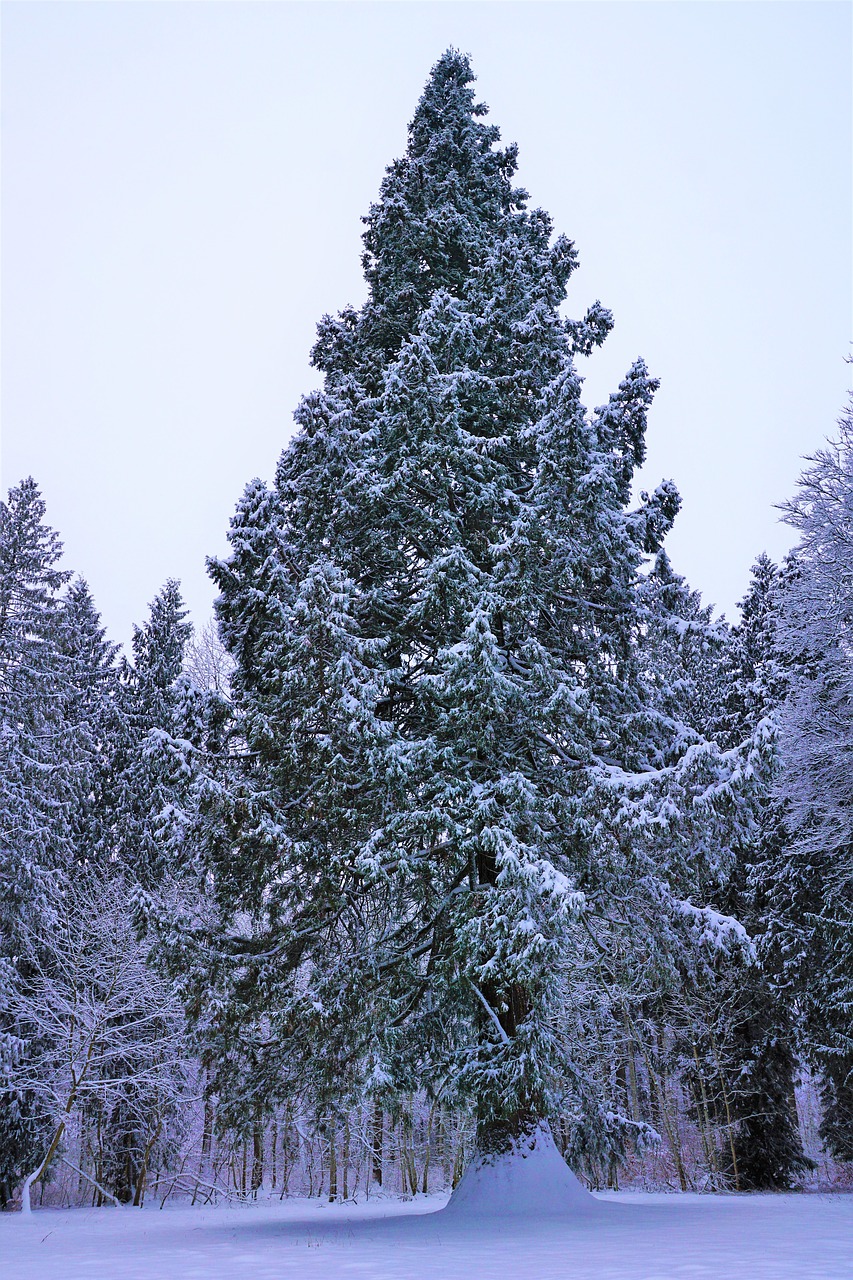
left=3, top=1189, right=851, bottom=1280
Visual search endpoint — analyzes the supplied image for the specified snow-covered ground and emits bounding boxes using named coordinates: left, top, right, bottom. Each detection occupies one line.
left=3, top=1190, right=851, bottom=1280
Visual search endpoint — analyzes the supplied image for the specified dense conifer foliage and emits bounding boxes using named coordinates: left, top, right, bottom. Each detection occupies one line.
left=707, top=557, right=811, bottom=1188
left=0, top=481, right=194, bottom=1207
left=170, top=51, right=751, bottom=1167
left=0, top=480, right=71, bottom=1198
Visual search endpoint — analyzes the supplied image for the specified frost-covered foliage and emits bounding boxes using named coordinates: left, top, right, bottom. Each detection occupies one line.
left=772, top=396, right=853, bottom=1160
left=8, top=874, right=188, bottom=1213
left=0, top=484, right=129, bottom=1197
left=106, top=580, right=195, bottom=889
left=0, top=480, right=72, bottom=1196
left=156, top=51, right=755, bottom=1170
left=0, top=482, right=197, bottom=1206
left=689, top=556, right=812, bottom=1189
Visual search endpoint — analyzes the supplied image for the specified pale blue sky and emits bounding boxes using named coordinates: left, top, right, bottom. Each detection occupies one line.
left=3, top=1, right=851, bottom=645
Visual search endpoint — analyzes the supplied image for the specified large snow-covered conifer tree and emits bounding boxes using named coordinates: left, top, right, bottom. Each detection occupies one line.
left=174, top=51, right=746, bottom=1196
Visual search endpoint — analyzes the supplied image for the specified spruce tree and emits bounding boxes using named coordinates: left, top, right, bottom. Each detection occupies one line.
left=177, top=52, right=741, bottom=1187
left=0, top=480, right=72, bottom=928
left=710, top=557, right=811, bottom=1188
left=90, top=583, right=195, bottom=1199
left=0, top=480, right=72, bottom=1200
left=108, top=581, right=194, bottom=886
left=55, top=579, right=123, bottom=871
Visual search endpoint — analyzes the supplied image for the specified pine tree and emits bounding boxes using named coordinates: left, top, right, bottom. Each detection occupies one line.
left=175, top=52, right=743, bottom=1190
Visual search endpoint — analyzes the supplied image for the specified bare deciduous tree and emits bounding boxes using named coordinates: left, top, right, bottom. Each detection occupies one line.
left=8, top=874, right=188, bottom=1212
left=183, top=619, right=233, bottom=697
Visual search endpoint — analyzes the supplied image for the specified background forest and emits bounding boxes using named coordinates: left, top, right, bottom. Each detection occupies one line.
left=1, top=52, right=851, bottom=1212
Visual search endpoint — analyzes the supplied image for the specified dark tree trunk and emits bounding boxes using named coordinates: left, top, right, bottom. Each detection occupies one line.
left=371, top=1101, right=383, bottom=1187
left=475, top=1109, right=542, bottom=1160
left=251, top=1121, right=264, bottom=1195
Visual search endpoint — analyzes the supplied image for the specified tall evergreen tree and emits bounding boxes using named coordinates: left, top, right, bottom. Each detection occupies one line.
left=0, top=487, right=192, bottom=1204
left=0, top=480, right=72, bottom=1200
left=55, top=578, right=122, bottom=870
left=0, top=482, right=141, bottom=1205
left=709, top=556, right=811, bottom=1188
left=173, top=52, right=742, bottom=1187
left=773, top=399, right=853, bottom=1161
left=0, top=480, right=72, bottom=927
left=85, top=582, right=196, bottom=1200
left=108, top=581, right=193, bottom=886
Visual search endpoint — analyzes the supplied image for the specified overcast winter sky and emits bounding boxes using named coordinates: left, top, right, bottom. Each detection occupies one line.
left=2, top=2, right=850, bottom=647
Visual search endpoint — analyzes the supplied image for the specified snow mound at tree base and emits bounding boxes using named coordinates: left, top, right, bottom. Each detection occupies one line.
left=441, top=1122, right=600, bottom=1221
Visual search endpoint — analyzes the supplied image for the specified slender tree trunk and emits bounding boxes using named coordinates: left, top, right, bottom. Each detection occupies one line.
left=440, top=1108, right=451, bottom=1190
left=342, top=1117, right=350, bottom=1201
left=654, top=1066, right=689, bottom=1192
left=371, top=1102, right=383, bottom=1188
left=251, top=1118, right=264, bottom=1196
left=692, top=1038, right=719, bottom=1180
left=400, top=1109, right=417, bottom=1196
left=20, top=1120, right=67, bottom=1215
left=98, top=1107, right=107, bottom=1207
left=202, top=1097, right=214, bottom=1157
left=279, top=1107, right=293, bottom=1199
left=452, top=1133, right=466, bottom=1189
left=328, top=1123, right=337, bottom=1202
left=628, top=1012, right=688, bottom=1192
left=133, top=1119, right=162, bottom=1207
left=622, top=1008, right=641, bottom=1122
left=710, top=1027, right=740, bottom=1191
left=77, top=1114, right=89, bottom=1203
left=421, top=1104, right=434, bottom=1195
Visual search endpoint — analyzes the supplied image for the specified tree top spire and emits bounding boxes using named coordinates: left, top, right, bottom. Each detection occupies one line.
left=313, top=50, right=526, bottom=382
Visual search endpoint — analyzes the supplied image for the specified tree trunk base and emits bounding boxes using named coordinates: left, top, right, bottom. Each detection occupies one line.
left=442, top=1120, right=599, bottom=1220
